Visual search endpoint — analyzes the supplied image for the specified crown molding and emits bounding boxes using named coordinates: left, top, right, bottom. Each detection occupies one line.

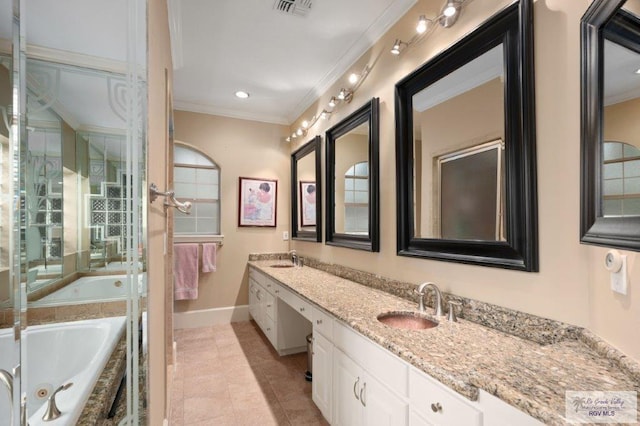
left=174, top=100, right=290, bottom=126
left=286, top=0, right=418, bottom=123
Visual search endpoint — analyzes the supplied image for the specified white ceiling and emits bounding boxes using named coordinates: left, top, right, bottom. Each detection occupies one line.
left=169, top=0, right=417, bottom=125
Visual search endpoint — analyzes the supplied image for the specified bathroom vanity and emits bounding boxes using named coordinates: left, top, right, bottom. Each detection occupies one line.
left=246, top=259, right=625, bottom=425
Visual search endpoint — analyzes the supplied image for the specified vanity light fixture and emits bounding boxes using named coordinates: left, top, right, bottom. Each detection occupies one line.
left=234, top=90, right=250, bottom=99
left=416, top=15, right=430, bottom=34
left=391, top=0, right=471, bottom=56
left=285, top=62, right=372, bottom=142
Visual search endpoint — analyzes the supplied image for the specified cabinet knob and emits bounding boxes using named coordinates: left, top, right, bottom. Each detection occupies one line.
left=431, top=402, right=442, bottom=413
left=267, top=327, right=271, bottom=331
left=316, top=319, right=322, bottom=325
left=267, top=304, right=271, bottom=308
left=275, top=290, right=279, bottom=293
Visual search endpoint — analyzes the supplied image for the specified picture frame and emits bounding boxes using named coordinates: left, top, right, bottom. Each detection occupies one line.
left=238, top=177, right=277, bottom=227
left=299, top=181, right=317, bottom=227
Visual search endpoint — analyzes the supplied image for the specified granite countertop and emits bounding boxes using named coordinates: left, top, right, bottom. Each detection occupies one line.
left=248, top=260, right=640, bottom=425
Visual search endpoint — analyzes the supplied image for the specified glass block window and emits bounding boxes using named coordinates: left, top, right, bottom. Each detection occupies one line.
left=603, top=141, right=640, bottom=217
left=344, top=161, right=369, bottom=234
left=174, top=144, right=221, bottom=235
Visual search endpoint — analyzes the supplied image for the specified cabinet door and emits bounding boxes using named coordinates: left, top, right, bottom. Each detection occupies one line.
left=362, top=373, right=409, bottom=426
left=333, top=349, right=363, bottom=426
left=312, top=330, right=333, bottom=423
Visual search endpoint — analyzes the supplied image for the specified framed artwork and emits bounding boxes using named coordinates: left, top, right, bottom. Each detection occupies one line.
left=299, top=181, right=317, bottom=227
left=238, top=177, right=277, bottom=227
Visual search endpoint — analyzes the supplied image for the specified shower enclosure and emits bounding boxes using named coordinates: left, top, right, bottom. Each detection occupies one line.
left=0, top=0, right=148, bottom=424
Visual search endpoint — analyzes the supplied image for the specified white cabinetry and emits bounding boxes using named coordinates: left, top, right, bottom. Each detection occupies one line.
left=312, top=307, right=333, bottom=423
left=332, top=321, right=409, bottom=426
left=333, top=348, right=408, bottom=426
left=248, top=268, right=310, bottom=355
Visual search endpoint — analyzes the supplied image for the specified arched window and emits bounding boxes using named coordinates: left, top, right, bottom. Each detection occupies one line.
left=344, top=161, right=368, bottom=234
left=173, top=144, right=221, bottom=235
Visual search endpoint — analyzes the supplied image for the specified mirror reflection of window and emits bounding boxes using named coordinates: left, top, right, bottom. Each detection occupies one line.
left=333, top=122, right=369, bottom=235
left=602, top=141, right=640, bottom=216
left=602, top=35, right=640, bottom=218
left=344, top=161, right=369, bottom=234
left=412, top=44, right=505, bottom=241
left=173, top=144, right=221, bottom=235
left=437, top=141, right=504, bottom=240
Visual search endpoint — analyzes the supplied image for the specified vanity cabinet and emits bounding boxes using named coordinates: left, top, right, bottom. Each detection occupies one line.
left=248, top=268, right=310, bottom=355
left=312, top=307, right=333, bottom=422
left=248, top=266, right=544, bottom=426
left=332, top=320, right=409, bottom=426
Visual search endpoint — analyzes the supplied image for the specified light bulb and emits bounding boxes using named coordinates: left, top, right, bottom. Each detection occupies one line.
left=296, top=128, right=303, bottom=136
left=349, top=73, right=359, bottom=84
left=338, top=90, right=346, bottom=100
left=302, top=120, right=309, bottom=129
left=416, top=15, right=428, bottom=34
left=635, top=68, right=640, bottom=74
left=321, top=112, right=327, bottom=119
left=443, top=2, right=458, bottom=17
left=328, top=97, right=337, bottom=108
left=391, top=39, right=402, bottom=55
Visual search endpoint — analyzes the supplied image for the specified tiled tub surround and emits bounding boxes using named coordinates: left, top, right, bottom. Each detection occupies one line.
left=248, top=256, right=640, bottom=425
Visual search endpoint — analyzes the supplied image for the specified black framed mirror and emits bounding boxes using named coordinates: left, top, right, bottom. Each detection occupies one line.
left=581, top=0, right=640, bottom=250
left=326, top=97, right=380, bottom=251
left=395, top=0, right=538, bottom=271
left=291, top=136, right=322, bottom=242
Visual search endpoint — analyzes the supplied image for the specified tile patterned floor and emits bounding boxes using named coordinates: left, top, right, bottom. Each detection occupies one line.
left=170, top=321, right=330, bottom=425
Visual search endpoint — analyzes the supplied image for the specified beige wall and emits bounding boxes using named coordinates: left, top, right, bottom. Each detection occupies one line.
left=288, top=0, right=640, bottom=362
left=173, top=111, right=290, bottom=312
left=148, top=0, right=173, bottom=423
left=604, top=97, right=640, bottom=148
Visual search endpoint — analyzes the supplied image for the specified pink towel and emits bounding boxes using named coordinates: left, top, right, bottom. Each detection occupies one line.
left=202, top=243, right=217, bottom=273
left=174, top=243, right=199, bottom=300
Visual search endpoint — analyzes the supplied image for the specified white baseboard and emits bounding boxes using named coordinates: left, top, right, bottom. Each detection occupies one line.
left=173, top=305, right=250, bottom=329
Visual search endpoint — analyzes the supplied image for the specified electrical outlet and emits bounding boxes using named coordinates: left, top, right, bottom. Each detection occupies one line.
left=283, top=231, right=289, bottom=240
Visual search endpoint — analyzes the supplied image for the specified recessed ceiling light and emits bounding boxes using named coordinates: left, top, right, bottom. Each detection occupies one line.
left=235, top=90, right=250, bottom=99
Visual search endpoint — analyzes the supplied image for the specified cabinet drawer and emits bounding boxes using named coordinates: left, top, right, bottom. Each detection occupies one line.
left=279, top=286, right=311, bottom=320
left=409, top=367, right=481, bottom=426
left=312, top=306, right=333, bottom=339
left=262, top=276, right=279, bottom=296
left=264, top=290, right=276, bottom=320
left=263, top=315, right=277, bottom=347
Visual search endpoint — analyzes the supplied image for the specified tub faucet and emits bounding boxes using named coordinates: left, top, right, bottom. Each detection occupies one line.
left=0, top=369, right=13, bottom=424
left=42, top=382, right=73, bottom=422
left=415, top=282, right=444, bottom=317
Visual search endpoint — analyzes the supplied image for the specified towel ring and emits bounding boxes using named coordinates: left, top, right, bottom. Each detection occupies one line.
left=149, top=183, right=192, bottom=214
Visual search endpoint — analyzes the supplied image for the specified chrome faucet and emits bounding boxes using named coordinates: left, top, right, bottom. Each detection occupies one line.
left=287, top=250, right=299, bottom=266
left=415, top=282, right=444, bottom=317
left=42, top=382, right=73, bottom=422
left=0, top=369, right=14, bottom=425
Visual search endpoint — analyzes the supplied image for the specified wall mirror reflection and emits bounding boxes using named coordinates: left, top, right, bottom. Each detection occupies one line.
left=581, top=0, right=640, bottom=249
left=326, top=97, right=379, bottom=251
left=291, top=136, right=322, bottom=242
left=396, top=0, right=538, bottom=270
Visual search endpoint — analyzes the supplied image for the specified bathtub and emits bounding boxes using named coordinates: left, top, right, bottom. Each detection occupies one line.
left=0, top=316, right=126, bottom=425
left=29, top=273, right=146, bottom=307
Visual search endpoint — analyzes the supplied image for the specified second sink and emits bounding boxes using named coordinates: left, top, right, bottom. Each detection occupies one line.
left=377, top=312, right=438, bottom=330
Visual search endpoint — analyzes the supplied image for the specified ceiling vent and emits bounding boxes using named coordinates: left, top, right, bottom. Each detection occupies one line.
left=273, top=0, right=312, bottom=17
